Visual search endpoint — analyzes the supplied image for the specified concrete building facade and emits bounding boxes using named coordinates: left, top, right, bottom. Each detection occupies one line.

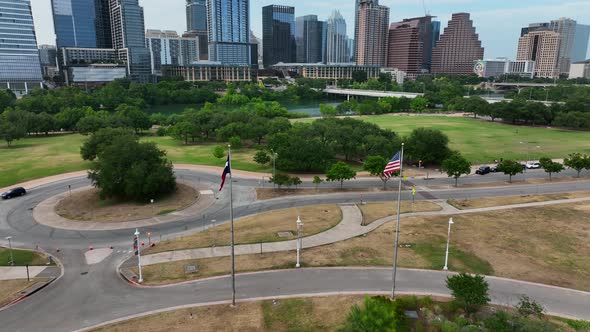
left=517, top=30, right=561, bottom=78
left=386, top=16, right=435, bottom=76
left=354, top=0, right=389, bottom=66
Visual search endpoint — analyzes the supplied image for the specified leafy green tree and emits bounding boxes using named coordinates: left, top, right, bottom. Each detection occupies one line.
left=462, top=96, right=489, bottom=118
left=326, top=161, right=357, bottom=189
left=0, top=118, right=20, bottom=146
left=441, top=153, right=472, bottom=187
left=33, top=112, right=57, bottom=135
left=319, top=104, right=338, bottom=117
left=564, top=153, right=588, bottom=177
left=517, top=295, right=545, bottom=318
left=253, top=150, right=271, bottom=165
left=446, top=273, right=490, bottom=314
left=351, top=70, right=368, bottom=83
left=269, top=173, right=292, bottom=189
left=312, top=176, right=324, bottom=189
left=291, top=176, right=302, bottom=188
left=170, top=121, right=199, bottom=144
left=410, top=97, right=428, bottom=113
left=116, top=104, right=151, bottom=134
left=339, top=296, right=406, bottom=332
left=497, top=160, right=524, bottom=183
left=229, top=136, right=242, bottom=149
left=87, top=136, right=176, bottom=201
left=76, top=116, right=106, bottom=135
left=539, top=157, right=564, bottom=181
left=0, top=89, right=16, bottom=112
left=80, top=128, right=137, bottom=161
left=363, top=155, right=390, bottom=189
left=405, top=128, right=451, bottom=165
left=56, top=107, right=93, bottom=131
left=212, top=145, right=225, bottom=160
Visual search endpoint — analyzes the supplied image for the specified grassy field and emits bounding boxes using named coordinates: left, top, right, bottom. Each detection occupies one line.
left=145, top=205, right=342, bottom=255
left=0, top=134, right=270, bottom=188
left=136, top=202, right=590, bottom=291
left=92, top=296, right=364, bottom=332
left=0, top=248, right=49, bottom=266
left=298, top=115, right=590, bottom=165
left=448, top=192, right=590, bottom=210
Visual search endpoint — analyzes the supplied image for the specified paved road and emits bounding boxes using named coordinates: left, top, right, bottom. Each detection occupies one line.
left=1, top=168, right=589, bottom=331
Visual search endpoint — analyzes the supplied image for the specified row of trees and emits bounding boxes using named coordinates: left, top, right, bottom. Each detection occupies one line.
left=452, top=96, right=590, bottom=129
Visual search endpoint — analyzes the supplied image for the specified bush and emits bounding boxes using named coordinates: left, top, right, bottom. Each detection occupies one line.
left=156, top=127, right=167, bottom=137
left=446, top=273, right=490, bottom=314
left=339, top=296, right=406, bottom=332
left=517, top=295, right=545, bottom=318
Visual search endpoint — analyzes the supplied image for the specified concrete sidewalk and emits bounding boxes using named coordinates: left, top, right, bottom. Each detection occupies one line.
left=0, top=266, right=60, bottom=281
left=139, top=196, right=590, bottom=267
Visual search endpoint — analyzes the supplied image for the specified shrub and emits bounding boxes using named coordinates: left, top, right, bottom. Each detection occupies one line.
left=156, top=127, right=167, bottom=136
left=517, top=295, right=545, bottom=318
left=339, top=296, right=406, bottom=332
left=446, top=273, right=490, bottom=314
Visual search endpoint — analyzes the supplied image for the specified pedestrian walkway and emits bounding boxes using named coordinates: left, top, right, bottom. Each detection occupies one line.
left=0, top=266, right=59, bottom=281
left=139, top=196, right=590, bottom=267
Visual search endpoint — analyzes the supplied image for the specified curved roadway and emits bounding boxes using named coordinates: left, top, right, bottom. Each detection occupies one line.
left=0, top=168, right=589, bottom=331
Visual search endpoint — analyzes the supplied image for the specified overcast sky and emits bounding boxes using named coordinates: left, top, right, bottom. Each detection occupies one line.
left=31, top=0, right=590, bottom=59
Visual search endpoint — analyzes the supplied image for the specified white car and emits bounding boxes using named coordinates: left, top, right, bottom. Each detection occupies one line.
left=525, top=162, right=541, bottom=169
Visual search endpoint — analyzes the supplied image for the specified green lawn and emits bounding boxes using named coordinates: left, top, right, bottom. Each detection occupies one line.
left=298, top=115, right=590, bottom=164
left=0, top=134, right=270, bottom=188
left=0, top=248, right=49, bottom=266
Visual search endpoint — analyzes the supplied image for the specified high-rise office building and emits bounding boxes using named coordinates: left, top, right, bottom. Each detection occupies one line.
left=39, top=45, right=58, bottom=78
left=521, top=22, right=550, bottom=37
left=432, top=20, right=440, bottom=49
left=517, top=29, right=561, bottom=78
left=386, top=16, right=435, bottom=75
left=572, top=24, right=590, bottom=62
left=51, top=0, right=112, bottom=48
left=186, top=0, right=208, bottom=61
left=326, top=10, right=349, bottom=64
left=262, top=5, right=296, bottom=67
left=431, top=13, right=484, bottom=75
left=550, top=18, right=577, bottom=74
left=207, top=0, right=252, bottom=65
left=146, top=30, right=202, bottom=75
left=354, top=0, right=389, bottom=66
left=110, top=0, right=151, bottom=82
left=0, top=0, right=43, bottom=95
left=296, top=15, right=327, bottom=63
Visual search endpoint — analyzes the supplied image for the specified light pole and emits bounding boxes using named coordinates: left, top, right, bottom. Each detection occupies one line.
left=295, top=216, right=303, bottom=268
left=443, top=218, right=454, bottom=271
left=134, top=229, right=143, bottom=283
left=5, top=236, right=14, bottom=266
left=270, top=149, right=278, bottom=188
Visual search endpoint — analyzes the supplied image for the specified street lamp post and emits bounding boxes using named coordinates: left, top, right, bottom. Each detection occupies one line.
left=270, top=149, right=278, bottom=188
left=443, top=218, right=454, bottom=271
left=134, top=229, right=143, bottom=283
left=211, top=220, right=216, bottom=247
left=295, top=216, right=303, bottom=268
left=5, top=236, right=14, bottom=266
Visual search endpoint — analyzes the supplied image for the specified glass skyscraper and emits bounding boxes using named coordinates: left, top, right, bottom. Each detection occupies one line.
left=207, top=0, right=251, bottom=65
left=262, top=5, right=295, bottom=67
left=51, top=0, right=112, bottom=48
left=0, top=0, right=43, bottom=94
left=296, top=15, right=327, bottom=64
left=186, top=0, right=207, bottom=33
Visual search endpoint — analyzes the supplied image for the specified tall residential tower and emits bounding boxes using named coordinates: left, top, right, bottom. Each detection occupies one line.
left=186, top=0, right=208, bottom=61
left=354, top=0, right=389, bottom=66
left=262, top=5, right=295, bottom=67
left=207, top=0, right=252, bottom=65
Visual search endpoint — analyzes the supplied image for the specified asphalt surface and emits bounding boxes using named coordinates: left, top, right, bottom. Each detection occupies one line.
left=0, top=168, right=589, bottom=331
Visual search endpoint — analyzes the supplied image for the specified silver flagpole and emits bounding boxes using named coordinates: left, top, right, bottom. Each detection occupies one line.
left=392, top=143, right=405, bottom=299
left=229, top=145, right=236, bottom=306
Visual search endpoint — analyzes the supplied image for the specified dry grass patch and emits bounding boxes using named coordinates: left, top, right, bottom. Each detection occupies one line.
left=359, top=201, right=442, bottom=224
left=256, top=187, right=393, bottom=200
left=0, top=279, right=39, bottom=307
left=145, top=205, right=341, bottom=255
left=55, top=183, right=198, bottom=222
left=92, top=296, right=363, bottom=332
left=137, top=203, right=590, bottom=291
left=429, top=176, right=590, bottom=190
left=448, top=192, right=590, bottom=210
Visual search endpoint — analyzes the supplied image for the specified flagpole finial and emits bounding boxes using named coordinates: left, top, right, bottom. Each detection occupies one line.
left=401, top=142, right=405, bottom=146
left=228, top=144, right=231, bottom=148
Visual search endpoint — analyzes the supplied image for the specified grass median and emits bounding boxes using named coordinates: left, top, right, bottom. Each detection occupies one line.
left=144, top=205, right=342, bottom=255
left=0, top=248, right=50, bottom=266
left=135, top=202, right=590, bottom=291
left=448, top=191, right=590, bottom=210
left=0, top=279, right=44, bottom=307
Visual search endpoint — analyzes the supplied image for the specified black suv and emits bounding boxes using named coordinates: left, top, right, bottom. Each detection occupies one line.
left=475, top=166, right=491, bottom=175
left=1, top=187, right=27, bottom=199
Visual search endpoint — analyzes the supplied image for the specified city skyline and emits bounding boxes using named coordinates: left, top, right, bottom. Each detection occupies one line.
left=30, top=0, right=590, bottom=60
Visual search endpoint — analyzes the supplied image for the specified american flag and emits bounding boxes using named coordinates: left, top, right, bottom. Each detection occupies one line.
left=383, top=151, right=402, bottom=179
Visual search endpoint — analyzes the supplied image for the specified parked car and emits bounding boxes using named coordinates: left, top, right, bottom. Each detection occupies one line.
left=490, top=165, right=499, bottom=172
left=476, top=166, right=491, bottom=175
left=526, top=162, right=541, bottom=169
left=1, top=187, right=27, bottom=199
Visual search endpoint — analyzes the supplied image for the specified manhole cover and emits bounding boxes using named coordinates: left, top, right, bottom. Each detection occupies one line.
left=277, top=231, right=293, bottom=238
left=80, top=272, right=88, bottom=275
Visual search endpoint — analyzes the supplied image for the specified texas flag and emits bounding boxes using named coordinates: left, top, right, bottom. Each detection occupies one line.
left=219, top=154, right=231, bottom=191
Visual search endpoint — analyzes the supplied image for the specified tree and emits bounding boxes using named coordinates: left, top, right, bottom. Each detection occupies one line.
left=76, top=116, right=106, bottom=135
left=497, top=160, right=524, bottom=183
left=87, top=136, right=176, bottom=201
left=253, top=150, right=271, bottom=165
left=291, top=176, right=302, bottom=188
left=312, top=176, right=324, bottom=189
left=229, top=136, right=242, bottom=149
left=319, top=104, right=338, bottom=117
left=351, top=70, right=368, bottom=83
left=517, top=295, right=545, bottom=318
left=269, top=173, right=292, bottom=189
left=409, top=97, right=428, bottom=113
left=363, top=156, right=390, bottom=189
left=0, top=118, right=20, bottom=146
left=446, top=273, right=490, bottom=314
left=80, top=128, right=137, bottom=161
left=0, top=89, right=16, bottom=112
left=339, top=296, right=406, bottom=332
left=539, top=157, right=564, bottom=181
left=405, top=128, right=451, bottom=165
left=441, top=153, right=472, bottom=187
left=116, top=104, right=151, bottom=134
left=212, top=145, right=225, bottom=160
left=564, top=153, right=588, bottom=177
left=170, top=121, right=199, bottom=144
left=326, top=161, right=357, bottom=189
